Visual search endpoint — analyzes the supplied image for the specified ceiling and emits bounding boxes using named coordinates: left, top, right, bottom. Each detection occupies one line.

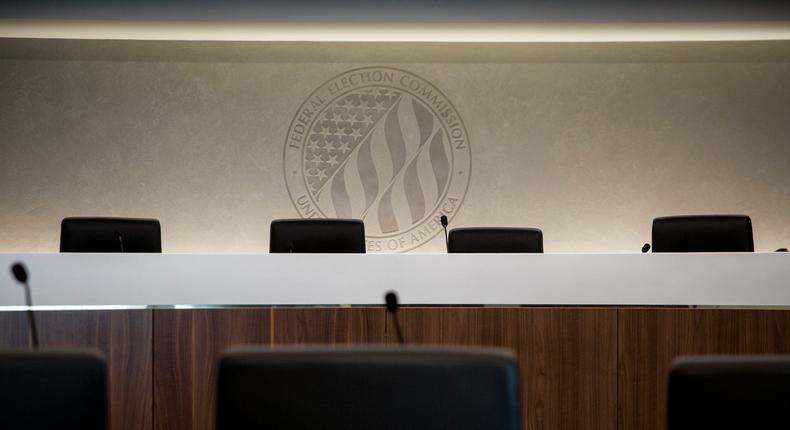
left=2, top=0, right=790, bottom=23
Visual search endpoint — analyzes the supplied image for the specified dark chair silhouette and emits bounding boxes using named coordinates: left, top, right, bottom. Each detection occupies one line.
left=60, top=217, right=161, bottom=253
left=0, top=350, right=107, bottom=430
left=269, top=219, right=365, bottom=253
left=217, top=346, right=520, bottom=430
left=448, top=228, right=543, bottom=253
left=649, top=215, right=753, bottom=253
left=668, top=355, right=790, bottom=429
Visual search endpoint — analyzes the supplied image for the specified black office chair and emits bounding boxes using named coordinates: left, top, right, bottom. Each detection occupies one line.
left=668, top=355, right=790, bottom=429
left=60, top=217, right=161, bottom=253
left=217, top=346, right=520, bottom=430
left=269, top=219, right=366, bottom=253
left=648, top=215, right=754, bottom=253
left=0, top=350, right=107, bottom=430
left=448, top=227, right=543, bottom=253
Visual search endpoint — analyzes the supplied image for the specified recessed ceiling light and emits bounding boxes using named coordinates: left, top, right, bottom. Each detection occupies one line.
left=1, top=20, right=789, bottom=42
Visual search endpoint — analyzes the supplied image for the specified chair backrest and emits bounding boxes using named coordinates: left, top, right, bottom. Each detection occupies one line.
left=269, top=219, right=366, bottom=253
left=668, top=355, right=790, bottom=429
left=60, top=217, right=161, bottom=253
left=651, top=215, right=754, bottom=252
left=448, top=227, right=543, bottom=253
left=217, top=346, right=520, bottom=430
left=0, top=350, right=107, bottom=430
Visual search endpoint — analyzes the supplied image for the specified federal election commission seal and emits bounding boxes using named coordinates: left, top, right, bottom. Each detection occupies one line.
left=284, top=67, right=471, bottom=252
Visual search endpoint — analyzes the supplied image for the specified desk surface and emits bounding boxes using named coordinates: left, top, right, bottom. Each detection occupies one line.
left=0, top=253, right=788, bottom=308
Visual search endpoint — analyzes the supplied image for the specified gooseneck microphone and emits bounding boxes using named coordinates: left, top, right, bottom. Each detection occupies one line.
left=114, top=230, right=125, bottom=253
left=385, top=291, right=404, bottom=344
left=440, top=215, right=449, bottom=252
left=642, top=243, right=651, bottom=253
left=10, top=262, right=39, bottom=348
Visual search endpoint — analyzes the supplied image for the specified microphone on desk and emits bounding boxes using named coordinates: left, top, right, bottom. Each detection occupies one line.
left=10, top=262, right=39, bottom=348
left=385, top=291, right=404, bottom=344
left=642, top=243, right=651, bottom=253
left=114, top=230, right=125, bottom=253
left=440, top=215, right=449, bottom=252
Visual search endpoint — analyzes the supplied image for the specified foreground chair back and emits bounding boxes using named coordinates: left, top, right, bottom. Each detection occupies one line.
left=448, top=227, right=543, bottom=253
left=651, top=215, right=753, bottom=252
left=668, top=355, right=790, bottom=429
left=0, top=350, right=107, bottom=430
left=269, top=219, right=366, bottom=253
left=218, top=346, right=519, bottom=430
left=60, top=217, right=161, bottom=252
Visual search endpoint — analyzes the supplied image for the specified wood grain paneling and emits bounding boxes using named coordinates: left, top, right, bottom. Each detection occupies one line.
left=5, top=306, right=785, bottom=430
left=152, top=308, right=270, bottom=430
left=272, top=307, right=386, bottom=344
left=396, top=307, right=618, bottom=430
left=617, top=309, right=790, bottom=430
left=0, top=310, right=152, bottom=430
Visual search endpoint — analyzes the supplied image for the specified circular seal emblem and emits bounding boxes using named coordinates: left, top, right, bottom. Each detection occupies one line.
left=284, top=67, right=471, bottom=252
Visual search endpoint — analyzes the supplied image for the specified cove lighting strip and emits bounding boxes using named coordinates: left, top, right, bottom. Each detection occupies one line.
left=0, top=20, right=789, bottom=42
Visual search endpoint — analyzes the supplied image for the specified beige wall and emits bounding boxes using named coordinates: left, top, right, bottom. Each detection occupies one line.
left=1, top=39, right=789, bottom=253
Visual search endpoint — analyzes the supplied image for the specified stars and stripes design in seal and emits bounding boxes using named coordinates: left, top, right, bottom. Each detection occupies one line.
left=304, top=88, right=451, bottom=236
